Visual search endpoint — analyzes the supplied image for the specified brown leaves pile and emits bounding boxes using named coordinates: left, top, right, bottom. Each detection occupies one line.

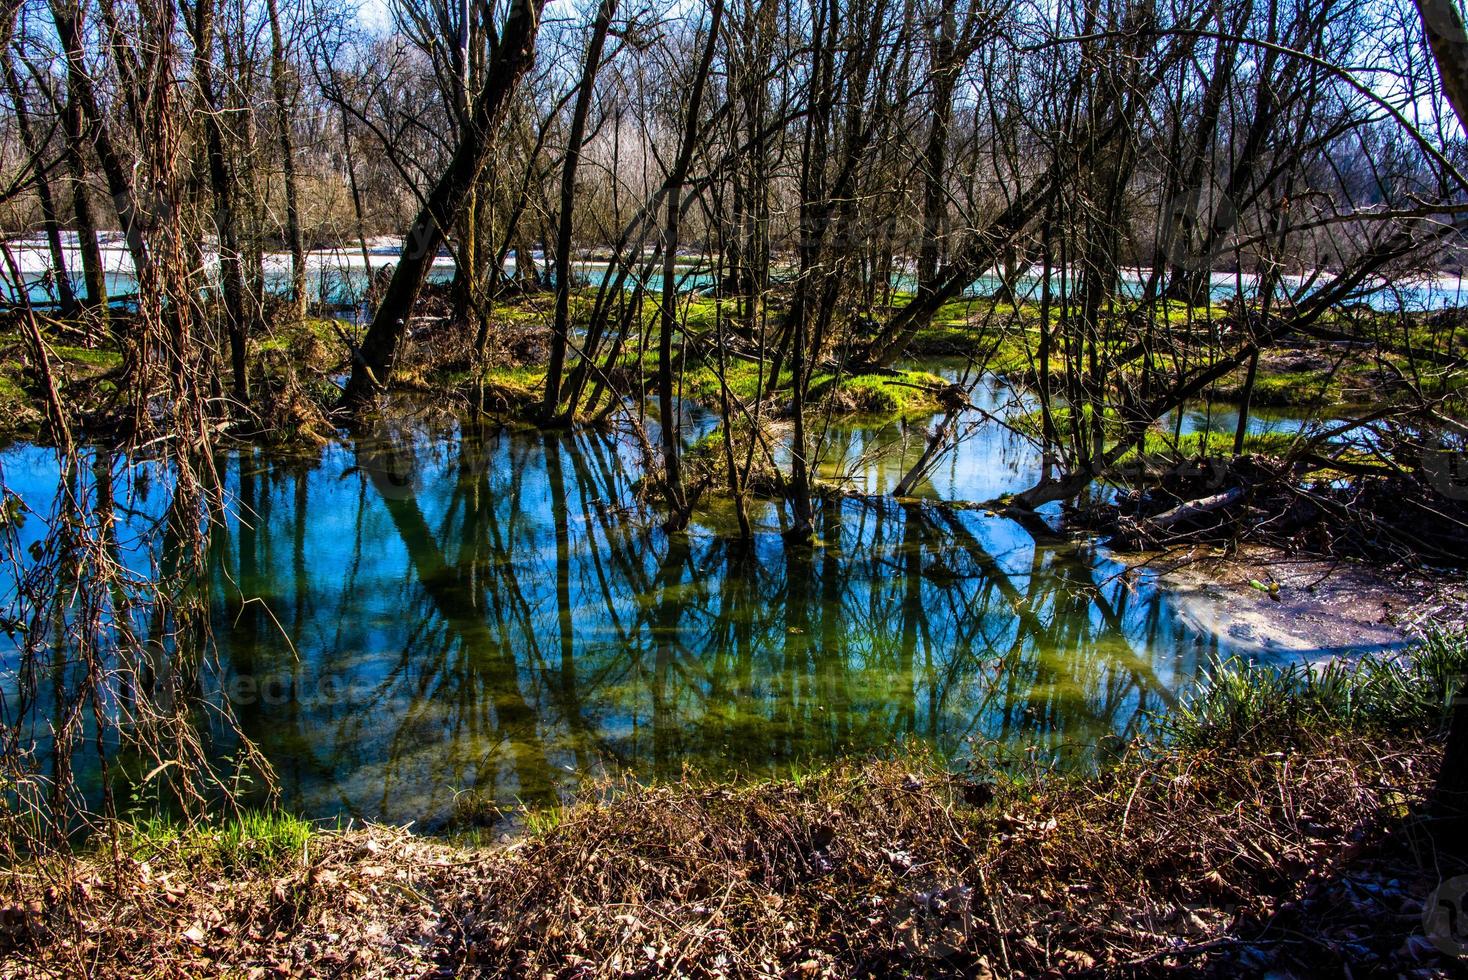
left=0, top=826, right=455, bottom=978
left=2, top=736, right=1461, bottom=978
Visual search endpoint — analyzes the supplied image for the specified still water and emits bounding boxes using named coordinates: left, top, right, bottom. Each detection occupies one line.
left=0, top=390, right=1328, bottom=826
left=6, top=236, right=1467, bottom=313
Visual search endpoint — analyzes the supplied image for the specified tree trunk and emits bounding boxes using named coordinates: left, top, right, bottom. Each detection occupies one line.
left=657, top=0, right=724, bottom=531
left=265, top=0, right=307, bottom=319
left=49, top=0, right=151, bottom=289
left=1415, top=0, right=1468, bottom=822
left=2, top=45, right=78, bottom=317
left=543, top=0, right=616, bottom=419
left=185, top=0, right=251, bottom=409
left=342, top=0, right=546, bottom=410
left=915, top=0, right=957, bottom=292
left=62, top=104, right=108, bottom=315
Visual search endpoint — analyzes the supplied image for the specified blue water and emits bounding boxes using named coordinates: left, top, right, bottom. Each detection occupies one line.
left=6, top=251, right=1463, bottom=312
left=0, top=383, right=1343, bottom=825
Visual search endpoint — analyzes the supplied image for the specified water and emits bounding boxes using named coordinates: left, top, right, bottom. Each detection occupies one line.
left=1, top=387, right=1351, bottom=827
left=6, top=235, right=1465, bottom=312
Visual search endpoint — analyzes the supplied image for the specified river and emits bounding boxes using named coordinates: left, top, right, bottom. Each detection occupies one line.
left=0, top=383, right=1340, bottom=826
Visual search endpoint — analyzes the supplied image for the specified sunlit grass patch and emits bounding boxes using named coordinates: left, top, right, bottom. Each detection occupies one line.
left=51, top=344, right=123, bottom=371
left=682, top=360, right=780, bottom=406
left=118, top=809, right=316, bottom=872
left=809, top=370, right=947, bottom=415
left=1164, top=630, right=1468, bottom=748
left=1117, top=429, right=1304, bottom=463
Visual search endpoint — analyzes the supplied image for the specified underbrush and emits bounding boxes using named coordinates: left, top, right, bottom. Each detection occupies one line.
left=4, top=637, right=1466, bottom=976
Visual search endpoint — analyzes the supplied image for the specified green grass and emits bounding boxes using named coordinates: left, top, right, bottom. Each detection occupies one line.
left=0, top=372, right=28, bottom=403
left=51, top=344, right=123, bottom=371
left=683, top=361, right=947, bottom=417
left=120, top=809, right=316, bottom=872
left=1012, top=405, right=1307, bottom=464
left=1215, top=369, right=1343, bottom=407
left=682, top=360, right=781, bottom=406
left=1164, top=630, right=1468, bottom=749
left=481, top=364, right=545, bottom=390
left=1117, top=429, right=1303, bottom=463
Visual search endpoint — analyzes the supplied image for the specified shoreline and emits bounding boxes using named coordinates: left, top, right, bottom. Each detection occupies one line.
left=4, top=690, right=1461, bottom=976
left=1119, top=543, right=1468, bottom=665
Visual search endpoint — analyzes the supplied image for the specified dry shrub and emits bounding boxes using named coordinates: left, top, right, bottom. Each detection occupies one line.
left=2, top=737, right=1459, bottom=978
left=439, top=740, right=1454, bottom=977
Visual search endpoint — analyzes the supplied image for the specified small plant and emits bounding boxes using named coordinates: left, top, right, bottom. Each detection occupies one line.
left=118, top=809, right=314, bottom=871
left=1163, top=629, right=1468, bottom=748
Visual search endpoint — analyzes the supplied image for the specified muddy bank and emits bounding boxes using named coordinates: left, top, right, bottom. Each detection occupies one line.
left=1126, top=544, right=1466, bottom=662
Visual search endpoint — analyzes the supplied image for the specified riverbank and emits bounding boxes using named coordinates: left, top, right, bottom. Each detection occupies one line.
left=1120, top=544, right=1468, bottom=663
left=2, top=284, right=1458, bottom=446
left=4, top=636, right=1466, bottom=977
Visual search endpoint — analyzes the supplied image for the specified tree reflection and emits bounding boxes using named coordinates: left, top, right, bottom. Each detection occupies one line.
left=206, top=420, right=1210, bottom=824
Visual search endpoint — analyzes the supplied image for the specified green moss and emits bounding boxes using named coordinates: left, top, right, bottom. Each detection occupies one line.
left=52, top=345, right=123, bottom=371
left=815, top=370, right=947, bottom=415
left=1215, top=369, right=1342, bottom=407
left=300, top=316, right=345, bottom=339
left=682, top=360, right=776, bottom=406
left=1116, top=429, right=1302, bottom=463
left=0, top=372, right=27, bottom=402
left=1013, top=404, right=1127, bottom=440
left=481, top=365, right=544, bottom=389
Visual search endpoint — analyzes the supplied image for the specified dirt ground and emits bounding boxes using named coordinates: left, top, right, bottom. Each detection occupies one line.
left=1127, top=544, right=1467, bottom=663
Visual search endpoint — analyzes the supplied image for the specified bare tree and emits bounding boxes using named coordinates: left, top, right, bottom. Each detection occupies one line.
left=343, top=0, right=547, bottom=408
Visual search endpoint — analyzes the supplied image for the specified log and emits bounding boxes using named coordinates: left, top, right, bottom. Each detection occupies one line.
left=1144, top=486, right=1247, bottom=530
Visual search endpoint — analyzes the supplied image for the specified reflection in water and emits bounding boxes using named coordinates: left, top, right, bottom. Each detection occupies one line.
left=198, top=416, right=1221, bottom=825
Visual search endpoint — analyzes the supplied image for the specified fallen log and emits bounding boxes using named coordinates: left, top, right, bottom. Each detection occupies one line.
left=1114, top=486, right=1248, bottom=547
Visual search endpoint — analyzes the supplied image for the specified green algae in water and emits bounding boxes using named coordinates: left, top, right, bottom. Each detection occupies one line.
left=0, top=395, right=1339, bottom=828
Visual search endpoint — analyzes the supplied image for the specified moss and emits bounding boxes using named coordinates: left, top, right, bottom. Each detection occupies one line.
left=1012, top=404, right=1127, bottom=441
left=1116, top=429, right=1303, bottom=463
left=1214, top=369, right=1343, bottom=407
left=679, top=295, right=742, bottom=332
left=52, top=345, right=123, bottom=372
left=815, top=370, right=947, bottom=415
left=0, top=371, right=40, bottom=440
left=682, top=360, right=776, bottom=406
left=300, top=316, right=345, bottom=340
left=0, top=372, right=28, bottom=403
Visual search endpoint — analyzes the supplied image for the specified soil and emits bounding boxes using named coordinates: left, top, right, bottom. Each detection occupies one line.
left=1126, top=545, right=1467, bottom=663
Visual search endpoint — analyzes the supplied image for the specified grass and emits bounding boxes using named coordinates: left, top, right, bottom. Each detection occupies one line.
left=479, top=364, right=544, bottom=392
left=1011, top=404, right=1309, bottom=466
left=811, top=369, right=948, bottom=415
left=681, top=359, right=775, bottom=406
left=118, top=809, right=316, bottom=872
left=1214, top=368, right=1345, bottom=407
left=683, top=361, right=947, bottom=417
left=1165, top=629, right=1468, bottom=748
left=49, top=344, right=123, bottom=371
left=1117, top=428, right=1304, bottom=463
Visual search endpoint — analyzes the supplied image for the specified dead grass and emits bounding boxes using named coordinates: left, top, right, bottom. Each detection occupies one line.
left=2, top=732, right=1459, bottom=978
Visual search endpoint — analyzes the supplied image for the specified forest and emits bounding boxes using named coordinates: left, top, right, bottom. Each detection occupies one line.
left=2, top=0, right=1468, bottom=973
